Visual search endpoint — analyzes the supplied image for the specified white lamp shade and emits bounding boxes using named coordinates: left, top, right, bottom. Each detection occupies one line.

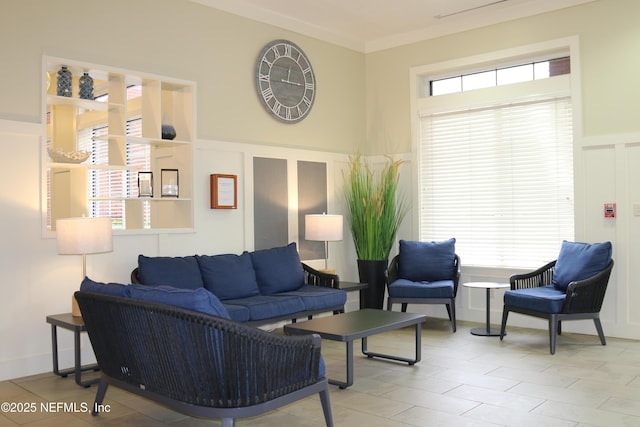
left=305, top=214, right=343, bottom=242
left=56, top=217, right=113, bottom=255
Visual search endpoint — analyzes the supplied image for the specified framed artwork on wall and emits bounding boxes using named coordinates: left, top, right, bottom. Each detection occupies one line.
left=210, top=174, right=237, bottom=209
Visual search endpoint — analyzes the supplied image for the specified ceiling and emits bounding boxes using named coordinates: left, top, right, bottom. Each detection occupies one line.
left=191, top=0, right=594, bottom=53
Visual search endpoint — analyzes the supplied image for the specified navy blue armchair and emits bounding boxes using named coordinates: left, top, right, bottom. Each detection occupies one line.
left=500, top=241, right=613, bottom=354
left=387, top=239, right=460, bottom=332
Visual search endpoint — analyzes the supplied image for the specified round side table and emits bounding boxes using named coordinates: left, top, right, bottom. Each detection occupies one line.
left=463, top=282, right=510, bottom=336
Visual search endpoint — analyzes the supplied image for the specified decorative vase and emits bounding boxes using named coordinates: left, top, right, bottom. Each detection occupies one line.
left=161, top=112, right=177, bottom=140
left=57, top=66, right=72, bottom=97
left=79, top=72, right=94, bottom=100
left=357, top=259, right=388, bottom=309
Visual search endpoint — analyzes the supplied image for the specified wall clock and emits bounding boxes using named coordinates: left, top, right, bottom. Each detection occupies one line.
left=256, top=39, right=316, bottom=123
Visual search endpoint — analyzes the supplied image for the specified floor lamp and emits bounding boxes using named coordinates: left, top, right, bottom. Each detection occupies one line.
left=56, top=217, right=113, bottom=317
left=305, top=213, right=343, bottom=273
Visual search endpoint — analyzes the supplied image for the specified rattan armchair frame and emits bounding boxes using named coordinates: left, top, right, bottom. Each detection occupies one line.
left=386, top=254, right=461, bottom=332
left=500, top=260, right=614, bottom=354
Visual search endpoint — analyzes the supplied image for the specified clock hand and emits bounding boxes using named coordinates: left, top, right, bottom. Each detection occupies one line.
left=280, top=78, right=303, bottom=87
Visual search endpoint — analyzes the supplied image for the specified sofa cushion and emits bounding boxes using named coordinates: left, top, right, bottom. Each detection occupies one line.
left=197, top=252, right=260, bottom=300
left=398, top=239, right=456, bottom=282
left=250, top=243, right=305, bottom=295
left=504, top=285, right=566, bottom=314
left=552, top=241, right=612, bottom=291
left=221, top=295, right=305, bottom=321
left=220, top=303, right=251, bottom=322
left=137, top=255, right=204, bottom=290
left=128, top=284, right=230, bottom=318
left=80, top=276, right=130, bottom=297
left=388, top=278, right=455, bottom=299
left=278, top=285, right=347, bottom=311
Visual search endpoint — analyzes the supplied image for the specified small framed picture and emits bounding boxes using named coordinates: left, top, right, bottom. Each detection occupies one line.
left=161, top=169, right=179, bottom=197
left=138, top=171, right=153, bottom=197
left=210, top=174, right=237, bottom=209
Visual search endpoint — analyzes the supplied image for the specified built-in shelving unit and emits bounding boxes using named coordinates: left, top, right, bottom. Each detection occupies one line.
left=42, top=57, right=195, bottom=232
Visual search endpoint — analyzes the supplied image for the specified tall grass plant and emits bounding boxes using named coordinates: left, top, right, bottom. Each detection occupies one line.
left=342, top=153, right=409, bottom=261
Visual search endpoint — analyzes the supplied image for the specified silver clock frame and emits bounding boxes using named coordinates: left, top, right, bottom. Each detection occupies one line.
left=256, top=39, right=316, bottom=123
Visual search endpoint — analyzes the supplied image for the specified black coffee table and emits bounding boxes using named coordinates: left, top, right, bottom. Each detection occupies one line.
left=284, top=309, right=426, bottom=388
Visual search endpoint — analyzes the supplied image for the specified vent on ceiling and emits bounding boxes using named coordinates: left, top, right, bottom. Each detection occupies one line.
left=435, top=0, right=508, bottom=19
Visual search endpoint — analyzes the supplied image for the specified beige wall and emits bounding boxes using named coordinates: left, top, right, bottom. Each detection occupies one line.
left=1, top=0, right=639, bottom=380
left=365, top=0, right=640, bottom=154
left=0, top=0, right=365, bottom=152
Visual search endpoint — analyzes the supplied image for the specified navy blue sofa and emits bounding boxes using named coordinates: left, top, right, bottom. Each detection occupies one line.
left=124, top=243, right=347, bottom=325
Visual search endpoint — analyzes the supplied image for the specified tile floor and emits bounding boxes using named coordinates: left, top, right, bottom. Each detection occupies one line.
left=2, top=318, right=640, bottom=426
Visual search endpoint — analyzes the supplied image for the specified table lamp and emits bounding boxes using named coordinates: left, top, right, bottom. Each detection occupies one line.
left=305, top=213, right=343, bottom=272
left=56, top=217, right=113, bottom=317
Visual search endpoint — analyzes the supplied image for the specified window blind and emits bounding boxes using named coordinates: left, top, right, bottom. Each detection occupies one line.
left=419, top=96, right=573, bottom=268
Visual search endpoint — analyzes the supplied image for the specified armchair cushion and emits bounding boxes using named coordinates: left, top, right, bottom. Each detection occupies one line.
left=128, top=284, right=230, bottom=319
left=197, top=252, right=260, bottom=300
left=388, top=278, right=455, bottom=299
left=398, top=239, right=456, bottom=282
left=504, top=285, right=566, bottom=314
left=137, top=255, right=204, bottom=290
left=250, top=243, right=305, bottom=294
left=552, top=241, right=612, bottom=291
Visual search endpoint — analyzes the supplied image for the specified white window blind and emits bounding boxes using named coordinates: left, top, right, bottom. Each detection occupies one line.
left=77, top=116, right=150, bottom=229
left=419, top=96, right=574, bottom=268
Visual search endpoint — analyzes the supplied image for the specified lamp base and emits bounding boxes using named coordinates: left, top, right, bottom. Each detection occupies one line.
left=72, top=294, right=82, bottom=318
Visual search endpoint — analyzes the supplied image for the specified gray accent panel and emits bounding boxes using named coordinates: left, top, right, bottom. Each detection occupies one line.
left=253, top=157, right=288, bottom=250
left=297, top=161, right=327, bottom=261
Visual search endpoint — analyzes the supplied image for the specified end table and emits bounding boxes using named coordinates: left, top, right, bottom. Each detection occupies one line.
left=46, top=313, right=99, bottom=387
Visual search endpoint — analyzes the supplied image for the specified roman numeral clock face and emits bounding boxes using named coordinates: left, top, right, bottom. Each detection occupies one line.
left=256, top=40, right=316, bottom=123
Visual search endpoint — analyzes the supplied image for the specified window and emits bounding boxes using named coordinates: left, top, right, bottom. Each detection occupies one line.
left=419, top=74, right=574, bottom=268
left=430, top=57, right=570, bottom=96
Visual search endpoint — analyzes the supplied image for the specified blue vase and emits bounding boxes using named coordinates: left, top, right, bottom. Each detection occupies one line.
left=57, top=66, right=72, bottom=97
left=79, top=72, right=94, bottom=100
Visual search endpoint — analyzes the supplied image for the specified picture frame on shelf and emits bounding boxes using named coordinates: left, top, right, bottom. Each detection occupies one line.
left=210, top=174, right=237, bottom=209
left=138, top=171, right=153, bottom=197
left=161, top=169, right=179, bottom=198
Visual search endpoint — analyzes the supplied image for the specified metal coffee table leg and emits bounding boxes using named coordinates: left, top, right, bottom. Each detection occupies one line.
left=328, top=340, right=354, bottom=389
left=361, top=322, right=422, bottom=365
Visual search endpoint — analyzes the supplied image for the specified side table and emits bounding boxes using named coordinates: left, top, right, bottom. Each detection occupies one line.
left=463, top=282, right=510, bottom=336
left=336, top=281, right=368, bottom=313
left=46, top=313, right=99, bottom=387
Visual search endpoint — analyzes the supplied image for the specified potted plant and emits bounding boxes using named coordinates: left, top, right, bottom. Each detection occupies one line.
left=342, top=153, right=409, bottom=308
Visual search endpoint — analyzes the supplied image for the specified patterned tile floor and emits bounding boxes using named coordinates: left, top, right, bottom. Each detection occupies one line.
left=2, top=318, right=640, bottom=426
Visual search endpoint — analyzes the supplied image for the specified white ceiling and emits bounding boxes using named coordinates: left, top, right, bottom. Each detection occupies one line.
left=191, top=0, right=594, bottom=52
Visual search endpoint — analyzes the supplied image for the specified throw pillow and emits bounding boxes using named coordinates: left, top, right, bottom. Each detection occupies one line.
left=398, top=238, right=456, bottom=282
left=197, top=252, right=260, bottom=300
left=80, top=276, right=130, bottom=297
left=552, top=240, right=612, bottom=291
left=137, top=255, right=204, bottom=289
left=128, top=284, right=230, bottom=319
left=250, top=242, right=304, bottom=294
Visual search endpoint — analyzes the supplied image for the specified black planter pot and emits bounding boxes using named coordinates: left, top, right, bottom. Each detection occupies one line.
left=357, top=259, right=388, bottom=309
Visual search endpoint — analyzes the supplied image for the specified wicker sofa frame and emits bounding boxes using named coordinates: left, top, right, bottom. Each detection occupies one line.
left=74, top=291, right=333, bottom=427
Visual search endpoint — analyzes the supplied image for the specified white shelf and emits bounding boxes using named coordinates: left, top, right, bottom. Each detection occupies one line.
left=43, top=57, right=195, bottom=232
left=47, top=94, right=119, bottom=111
left=47, top=162, right=139, bottom=171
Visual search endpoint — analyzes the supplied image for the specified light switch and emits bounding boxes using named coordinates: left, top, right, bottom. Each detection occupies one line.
left=634, top=204, right=640, bottom=217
